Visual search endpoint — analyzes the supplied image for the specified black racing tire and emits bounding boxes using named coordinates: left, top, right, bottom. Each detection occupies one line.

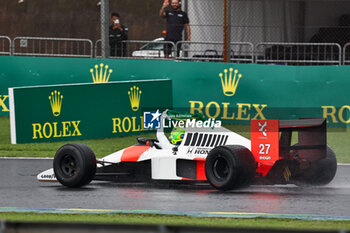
left=53, top=143, right=97, bottom=187
left=294, top=145, right=337, bottom=186
left=205, top=145, right=256, bottom=191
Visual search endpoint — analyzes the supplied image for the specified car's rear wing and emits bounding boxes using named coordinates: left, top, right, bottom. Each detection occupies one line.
left=279, top=118, right=326, bottom=162
left=251, top=119, right=327, bottom=175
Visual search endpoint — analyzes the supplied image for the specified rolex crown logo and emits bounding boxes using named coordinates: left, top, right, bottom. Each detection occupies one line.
left=49, top=90, right=63, bottom=117
left=128, top=86, right=142, bottom=111
left=90, top=63, right=113, bottom=83
left=219, top=68, right=243, bottom=97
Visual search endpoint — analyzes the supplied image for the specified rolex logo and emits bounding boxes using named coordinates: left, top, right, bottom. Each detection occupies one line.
left=128, top=86, right=142, bottom=111
left=219, top=68, right=243, bottom=97
left=90, top=63, right=113, bottom=83
left=49, top=90, right=63, bottom=117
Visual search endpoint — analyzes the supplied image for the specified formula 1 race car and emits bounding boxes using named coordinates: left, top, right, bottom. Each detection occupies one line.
left=37, top=110, right=337, bottom=191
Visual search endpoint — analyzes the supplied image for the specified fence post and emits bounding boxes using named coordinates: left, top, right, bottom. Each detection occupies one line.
left=100, top=0, right=110, bottom=58
left=223, top=0, right=231, bottom=63
left=223, top=0, right=228, bottom=62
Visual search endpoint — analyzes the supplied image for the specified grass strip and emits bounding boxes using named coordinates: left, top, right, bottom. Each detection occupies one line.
left=0, top=212, right=350, bottom=230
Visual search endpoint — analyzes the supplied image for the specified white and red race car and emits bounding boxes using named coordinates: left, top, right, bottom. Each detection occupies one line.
left=37, top=110, right=337, bottom=190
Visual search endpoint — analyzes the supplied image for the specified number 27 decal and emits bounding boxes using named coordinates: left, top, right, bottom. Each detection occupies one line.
left=259, top=143, right=271, bottom=155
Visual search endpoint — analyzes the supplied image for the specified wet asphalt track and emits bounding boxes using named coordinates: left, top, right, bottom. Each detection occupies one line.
left=0, top=158, right=350, bottom=218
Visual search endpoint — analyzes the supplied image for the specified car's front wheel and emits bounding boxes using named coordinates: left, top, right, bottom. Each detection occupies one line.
left=53, top=143, right=96, bottom=187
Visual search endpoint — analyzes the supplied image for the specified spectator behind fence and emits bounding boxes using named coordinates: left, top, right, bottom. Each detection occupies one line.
left=159, top=0, right=190, bottom=58
left=109, top=12, right=128, bottom=57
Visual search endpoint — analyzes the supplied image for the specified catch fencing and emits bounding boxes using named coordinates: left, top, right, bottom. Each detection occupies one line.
left=12, top=37, right=93, bottom=58
left=185, top=0, right=350, bottom=48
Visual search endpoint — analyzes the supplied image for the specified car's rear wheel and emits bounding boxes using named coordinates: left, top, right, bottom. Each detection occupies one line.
left=53, top=143, right=96, bottom=187
left=294, top=145, right=337, bottom=186
left=205, top=145, right=256, bottom=191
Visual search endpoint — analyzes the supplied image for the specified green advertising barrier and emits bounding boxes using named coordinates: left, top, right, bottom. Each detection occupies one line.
left=1, top=56, right=350, bottom=126
left=9, top=79, right=172, bottom=144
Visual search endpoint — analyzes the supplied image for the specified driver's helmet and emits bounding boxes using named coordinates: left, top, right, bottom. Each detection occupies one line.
left=169, top=127, right=185, bottom=145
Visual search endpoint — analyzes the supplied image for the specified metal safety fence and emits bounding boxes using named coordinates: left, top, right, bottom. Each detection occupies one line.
left=96, top=39, right=253, bottom=63
left=176, top=41, right=254, bottom=63
left=343, top=43, right=350, bottom=65
left=96, top=39, right=176, bottom=59
left=12, top=37, right=93, bottom=58
left=0, top=36, right=11, bottom=56
left=5, top=35, right=350, bottom=65
left=95, top=39, right=102, bottom=58
left=255, top=43, right=342, bottom=65
left=177, top=41, right=224, bottom=62
left=124, top=40, right=176, bottom=59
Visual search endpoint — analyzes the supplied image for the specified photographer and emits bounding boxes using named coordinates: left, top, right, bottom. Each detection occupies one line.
left=109, top=12, right=128, bottom=57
